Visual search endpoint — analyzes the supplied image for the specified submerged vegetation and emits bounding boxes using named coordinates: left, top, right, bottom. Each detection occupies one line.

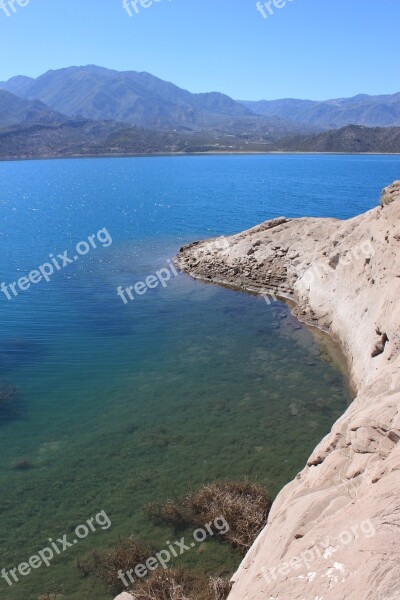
left=10, top=458, right=35, bottom=471
left=0, top=254, right=350, bottom=599
left=0, top=380, right=21, bottom=423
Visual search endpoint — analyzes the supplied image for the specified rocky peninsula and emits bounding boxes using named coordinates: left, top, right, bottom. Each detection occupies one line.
left=174, top=181, right=400, bottom=600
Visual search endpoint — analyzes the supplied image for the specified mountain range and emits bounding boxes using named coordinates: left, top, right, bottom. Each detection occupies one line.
left=240, top=93, right=400, bottom=129
left=0, top=65, right=299, bottom=135
left=0, top=65, right=399, bottom=158
left=1, top=66, right=399, bottom=131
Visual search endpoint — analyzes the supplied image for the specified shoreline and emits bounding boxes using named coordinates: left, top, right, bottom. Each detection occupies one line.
left=1, top=151, right=400, bottom=164
left=174, top=182, right=400, bottom=599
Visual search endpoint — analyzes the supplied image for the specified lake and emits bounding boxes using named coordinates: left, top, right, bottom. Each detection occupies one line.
left=0, top=154, right=399, bottom=599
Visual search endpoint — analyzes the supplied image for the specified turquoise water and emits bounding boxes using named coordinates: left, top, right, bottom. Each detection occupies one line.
left=0, top=154, right=399, bottom=599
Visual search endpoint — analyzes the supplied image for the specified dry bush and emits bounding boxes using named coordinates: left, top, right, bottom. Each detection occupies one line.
left=130, top=569, right=231, bottom=600
left=95, top=538, right=155, bottom=593
left=130, top=568, right=194, bottom=600
left=148, top=480, right=271, bottom=553
left=207, top=576, right=232, bottom=600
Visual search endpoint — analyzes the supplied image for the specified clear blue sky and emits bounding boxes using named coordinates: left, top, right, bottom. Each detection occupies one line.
left=0, top=0, right=399, bottom=100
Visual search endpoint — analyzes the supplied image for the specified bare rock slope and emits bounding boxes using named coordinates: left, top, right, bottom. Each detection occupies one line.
left=175, top=181, right=400, bottom=600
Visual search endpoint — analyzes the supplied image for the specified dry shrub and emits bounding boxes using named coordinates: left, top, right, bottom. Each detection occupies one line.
left=207, top=576, right=232, bottom=600
left=130, top=569, right=231, bottom=600
left=95, top=538, right=154, bottom=593
left=148, top=480, right=271, bottom=553
left=130, top=568, right=194, bottom=600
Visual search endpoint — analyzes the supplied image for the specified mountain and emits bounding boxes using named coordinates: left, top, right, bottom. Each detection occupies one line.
left=240, top=93, right=400, bottom=129
left=0, top=65, right=283, bottom=133
left=0, top=90, right=66, bottom=128
left=277, top=125, right=400, bottom=153
left=1, top=75, right=35, bottom=97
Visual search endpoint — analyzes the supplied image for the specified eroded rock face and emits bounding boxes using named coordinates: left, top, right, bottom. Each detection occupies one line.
left=174, top=183, right=400, bottom=600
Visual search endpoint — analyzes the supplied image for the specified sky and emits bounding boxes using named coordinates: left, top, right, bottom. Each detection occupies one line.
left=0, top=0, right=399, bottom=101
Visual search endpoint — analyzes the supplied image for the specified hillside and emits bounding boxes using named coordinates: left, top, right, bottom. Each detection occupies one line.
left=0, top=90, right=66, bottom=128
left=0, top=119, right=281, bottom=160
left=278, top=125, right=400, bottom=153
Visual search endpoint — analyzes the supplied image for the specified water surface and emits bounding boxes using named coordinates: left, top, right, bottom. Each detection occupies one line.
left=0, top=154, right=399, bottom=599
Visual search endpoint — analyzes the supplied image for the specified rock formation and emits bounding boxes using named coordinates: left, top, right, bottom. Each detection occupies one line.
left=174, top=181, right=400, bottom=600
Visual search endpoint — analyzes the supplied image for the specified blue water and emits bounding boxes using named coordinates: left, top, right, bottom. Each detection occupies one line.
left=0, top=154, right=399, bottom=599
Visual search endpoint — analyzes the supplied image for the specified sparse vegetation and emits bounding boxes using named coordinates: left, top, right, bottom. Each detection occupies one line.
left=94, top=538, right=155, bottom=593
left=147, top=479, right=271, bottom=553
left=380, top=181, right=400, bottom=206
left=208, top=576, right=232, bottom=600
left=129, top=569, right=231, bottom=600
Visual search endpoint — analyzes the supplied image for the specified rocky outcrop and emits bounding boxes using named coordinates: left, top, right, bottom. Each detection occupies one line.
left=174, top=181, right=400, bottom=600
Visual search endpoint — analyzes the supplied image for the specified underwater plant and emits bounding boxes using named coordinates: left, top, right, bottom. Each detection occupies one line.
left=0, top=380, right=21, bottom=423
left=11, top=458, right=35, bottom=471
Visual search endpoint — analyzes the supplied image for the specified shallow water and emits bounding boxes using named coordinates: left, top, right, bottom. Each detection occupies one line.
left=0, top=154, right=399, bottom=599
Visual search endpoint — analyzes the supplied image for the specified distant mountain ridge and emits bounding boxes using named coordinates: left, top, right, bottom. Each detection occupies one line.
left=0, top=65, right=282, bottom=133
left=240, top=93, right=400, bottom=128
left=1, top=66, right=398, bottom=132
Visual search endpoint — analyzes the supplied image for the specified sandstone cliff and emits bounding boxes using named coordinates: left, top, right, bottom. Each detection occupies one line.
left=175, top=181, right=400, bottom=600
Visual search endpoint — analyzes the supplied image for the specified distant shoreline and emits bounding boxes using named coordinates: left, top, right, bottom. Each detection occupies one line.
left=2, top=150, right=400, bottom=163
